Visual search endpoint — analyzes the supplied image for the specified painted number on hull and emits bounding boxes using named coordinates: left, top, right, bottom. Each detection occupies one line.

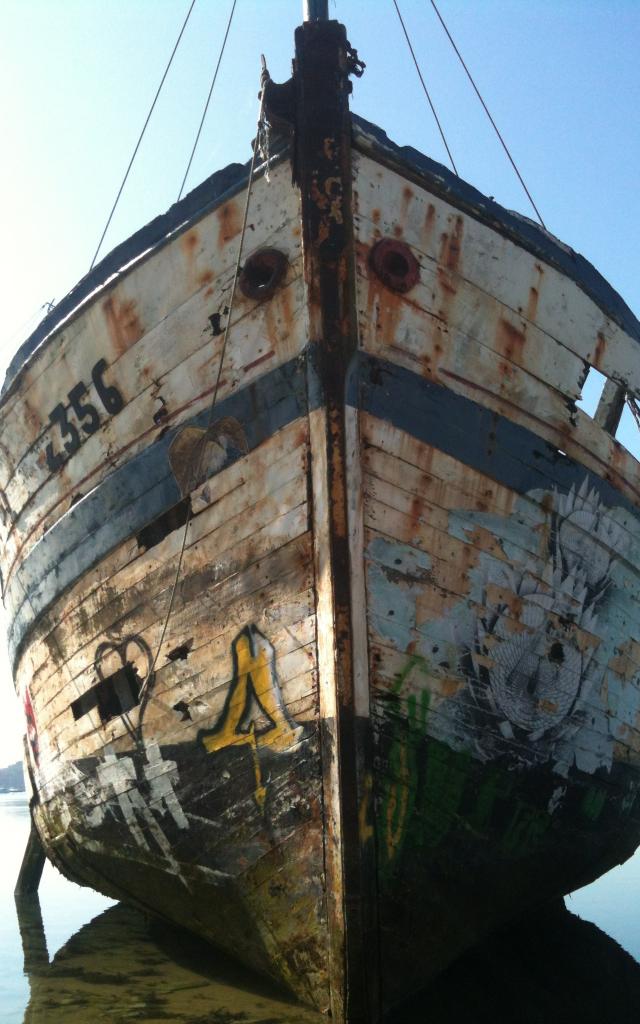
left=45, top=359, right=124, bottom=473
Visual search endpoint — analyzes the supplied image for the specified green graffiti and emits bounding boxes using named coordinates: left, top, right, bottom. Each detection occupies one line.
left=468, top=766, right=516, bottom=833
left=378, top=653, right=564, bottom=871
left=414, top=742, right=471, bottom=849
left=380, top=684, right=431, bottom=868
left=502, top=799, right=550, bottom=855
left=581, top=786, right=607, bottom=822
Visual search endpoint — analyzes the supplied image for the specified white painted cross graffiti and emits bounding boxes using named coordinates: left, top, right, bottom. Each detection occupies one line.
left=90, top=740, right=189, bottom=880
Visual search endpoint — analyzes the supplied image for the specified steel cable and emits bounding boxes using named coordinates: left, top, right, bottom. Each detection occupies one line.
left=392, top=0, right=459, bottom=175
left=429, top=0, right=546, bottom=228
left=89, top=0, right=198, bottom=271
left=177, top=0, right=238, bottom=201
left=137, top=69, right=269, bottom=730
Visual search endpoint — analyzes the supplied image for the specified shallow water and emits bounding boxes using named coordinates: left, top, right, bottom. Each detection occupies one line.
left=1, top=791, right=638, bottom=1023
left=0, top=793, right=321, bottom=1024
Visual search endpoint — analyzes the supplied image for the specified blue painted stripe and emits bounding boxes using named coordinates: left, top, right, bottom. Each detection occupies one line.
left=352, top=351, right=640, bottom=518
left=10, top=350, right=639, bottom=670
left=8, top=358, right=308, bottom=669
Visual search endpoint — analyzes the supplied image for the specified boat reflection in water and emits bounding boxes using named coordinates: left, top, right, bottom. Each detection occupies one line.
left=15, top=891, right=640, bottom=1024
left=16, top=894, right=321, bottom=1024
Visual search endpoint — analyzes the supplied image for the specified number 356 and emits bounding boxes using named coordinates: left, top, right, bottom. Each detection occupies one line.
left=45, top=359, right=124, bottom=473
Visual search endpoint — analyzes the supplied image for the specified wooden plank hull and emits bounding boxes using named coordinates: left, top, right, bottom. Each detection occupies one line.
left=3, top=79, right=640, bottom=1021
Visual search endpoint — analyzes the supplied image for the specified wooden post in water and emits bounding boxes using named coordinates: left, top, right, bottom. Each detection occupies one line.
left=15, top=820, right=46, bottom=896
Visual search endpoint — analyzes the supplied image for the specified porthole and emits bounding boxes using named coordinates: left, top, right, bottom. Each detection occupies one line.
left=239, top=248, right=288, bottom=300
left=369, top=237, right=420, bottom=294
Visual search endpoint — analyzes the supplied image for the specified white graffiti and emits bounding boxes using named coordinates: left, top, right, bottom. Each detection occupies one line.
left=87, top=741, right=189, bottom=879
left=475, top=481, right=624, bottom=738
left=367, top=475, right=640, bottom=777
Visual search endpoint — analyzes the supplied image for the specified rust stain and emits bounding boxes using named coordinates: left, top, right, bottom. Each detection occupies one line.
left=401, top=186, right=414, bottom=222
left=423, top=202, right=436, bottom=241
left=243, top=349, right=276, bottom=374
left=199, top=269, right=214, bottom=286
left=496, top=317, right=527, bottom=362
left=439, top=215, right=464, bottom=273
left=262, top=285, right=294, bottom=351
left=363, top=242, right=404, bottom=347
left=526, top=286, right=539, bottom=322
left=408, top=493, right=422, bottom=534
left=465, top=526, right=509, bottom=562
left=216, top=199, right=242, bottom=250
left=484, top=583, right=523, bottom=619
left=593, top=331, right=607, bottom=370
left=609, top=640, right=640, bottom=682
left=181, top=229, right=200, bottom=259
left=525, top=263, right=544, bottom=322
left=101, top=295, right=144, bottom=356
left=436, top=216, right=464, bottom=318
left=372, top=208, right=381, bottom=225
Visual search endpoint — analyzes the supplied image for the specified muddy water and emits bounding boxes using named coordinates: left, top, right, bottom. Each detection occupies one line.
left=1, top=793, right=320, bottom=1024
left=2, top=792, right=639, bottom=1023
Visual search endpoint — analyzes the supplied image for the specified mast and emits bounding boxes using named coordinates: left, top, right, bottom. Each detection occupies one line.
left=303, top=0, right=329, bottom=20
left=265, top=11, right=375, bottom=1024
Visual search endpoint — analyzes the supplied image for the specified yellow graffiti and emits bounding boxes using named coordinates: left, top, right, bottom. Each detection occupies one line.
left=359, top=771, right=374, bottom=844
left=385, top=739, right=413, bottom=861
left=200, top=626, right=304, bottom=808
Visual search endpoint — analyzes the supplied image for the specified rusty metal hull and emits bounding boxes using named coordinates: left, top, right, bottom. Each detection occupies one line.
left=2, top=97, right=640, bottom=1019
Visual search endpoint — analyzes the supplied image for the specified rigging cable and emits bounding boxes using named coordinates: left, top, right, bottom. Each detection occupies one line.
left=429, top=0, right=546, bottom=229
left=392, top=0, right=459, bottom=176
left=89, top=0, right=198, bottom=272
left=177, top=0, right=238, bottom=201
left=137, top=64, right=269, bottom=730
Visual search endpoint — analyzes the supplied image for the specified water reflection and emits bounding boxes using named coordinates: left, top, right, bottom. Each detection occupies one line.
left=14, top=894, right=49, bottom=976
left=17, top=897, right=321, bottom=1024
left=4, top=792, right=640, bottom=1023
left=15, top=892, right=640, bottom=1024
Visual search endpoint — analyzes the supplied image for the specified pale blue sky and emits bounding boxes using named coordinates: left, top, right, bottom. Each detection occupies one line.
left=0, top=0, right=639, bottom=947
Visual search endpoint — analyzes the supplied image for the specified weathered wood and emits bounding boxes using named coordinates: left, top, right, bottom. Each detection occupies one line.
left=15, top=820, right=46, bottom=896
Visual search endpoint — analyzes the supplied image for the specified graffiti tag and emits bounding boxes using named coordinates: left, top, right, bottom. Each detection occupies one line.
left=200, top=625, right=305, bottom=809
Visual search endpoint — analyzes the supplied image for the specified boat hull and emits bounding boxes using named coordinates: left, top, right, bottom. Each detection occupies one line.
left=3, top=103, right=640, bottom=1019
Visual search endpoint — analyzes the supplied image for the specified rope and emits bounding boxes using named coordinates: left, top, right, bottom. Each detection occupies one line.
left=137, top=68, right=269, bottom=727
left=89, top=0, right=198, bottom=271
left=429, top=0, right=546, bottom=229
left=392, top=0, right=459, bottom=176
left=177, top=0, right=238, bottom=202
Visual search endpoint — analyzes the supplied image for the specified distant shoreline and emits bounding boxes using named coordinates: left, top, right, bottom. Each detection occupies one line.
left=0, top=761, right=25, bottom=793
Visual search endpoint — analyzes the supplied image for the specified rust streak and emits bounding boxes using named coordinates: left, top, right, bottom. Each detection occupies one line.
left=101, top=296, right=144, bottom=357
left=216, top=200, right=242, bottom=250
left=593, top=331, right=607, bottom=370
left=243, top=350, right=276, bottom=374
left=181, top=229, right=200, bottom=259
left=496, top=318, right=527, bottom=363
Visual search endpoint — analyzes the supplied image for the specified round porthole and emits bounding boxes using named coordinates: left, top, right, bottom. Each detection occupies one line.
left=239, top=248, right=288, bottom=300
left=369, top=237, right=420, bottom=294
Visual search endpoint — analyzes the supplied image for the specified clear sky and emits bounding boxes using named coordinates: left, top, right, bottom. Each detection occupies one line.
left=0, top=1, right=639, bottom=762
